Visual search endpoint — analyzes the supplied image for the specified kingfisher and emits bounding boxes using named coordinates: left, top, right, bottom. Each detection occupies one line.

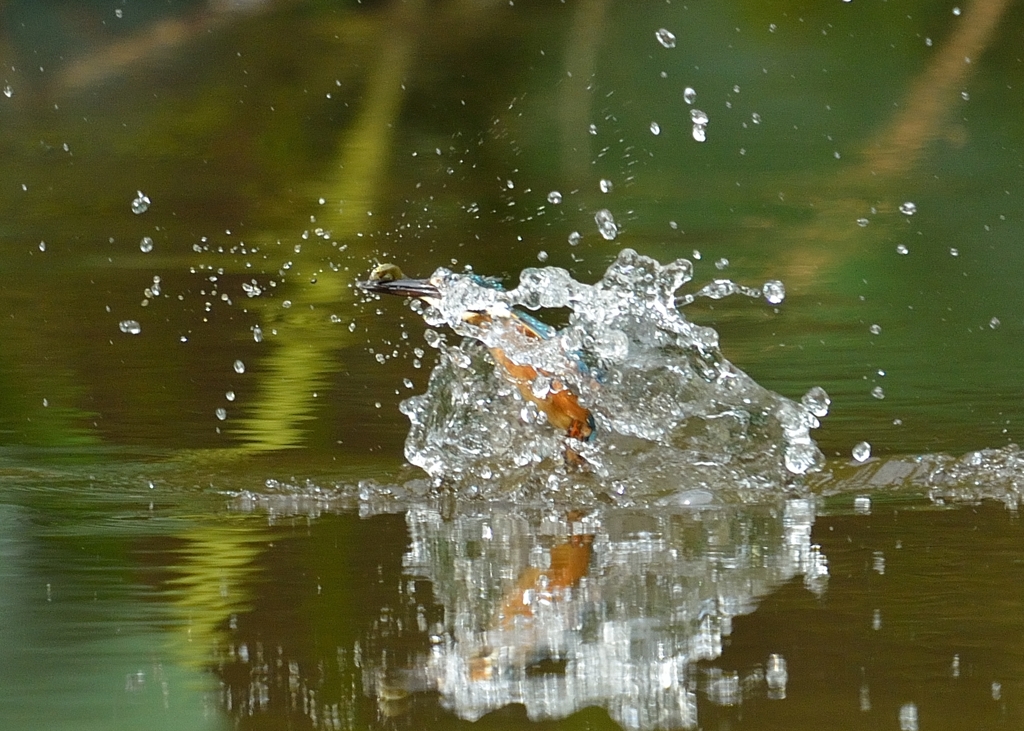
left=358, top=263, right=595, bottom=447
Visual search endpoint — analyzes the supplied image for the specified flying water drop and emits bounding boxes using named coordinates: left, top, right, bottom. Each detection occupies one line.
left=547, top=190, right=563, bottom=204
left=852, top=441, right=872, bottom=463
left=683, top=87, right=696, bottom=104
left=131, top=191, right=150, bottom=214
left=690, top=108, right=708, bottom=142
left=118, top=320, right=141, bottom=335
left=763, top=279, right=785, bottom=304
left=899, top=201, right=917, bottom=216
left=655, top=28, right=677, bottom=48
left=801, top=386, right=830, bottom=417
left=594, top=209, right=618, bottom=240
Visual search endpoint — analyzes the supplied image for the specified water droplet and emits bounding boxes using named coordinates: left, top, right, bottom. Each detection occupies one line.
left=253, top=325, right=263, bottom=343
left=960, top=90, right=970, bottom=101
left=599, top=178, right=614, bottom=193
left=852, top=441, right=872, bottom=462
left=2, top=85, right=12, bottom=98
left=215, top=407, right=227, bottom=421
left=854, top=495, right=872, bottom=514
left=762, top=653, right=788, bottom=700
left=784, top=443, right=821, bottom=474
left=546, top=190, right=562, bottom=204
left=714, top=257, right=729, bottom=270
left=505, top=179, right=514, bottom=189
left=537, top=250, right=548, bottom=262
left=869, top=323, right=881, bottom=335
left=763, top=279, right=786, bottom=304
left=118, top=319, right=141, bottom=335
left=690, top=108, right=708, bottom=125
left=949, top=247, right=959, bottom=257
left=751, top=112, right=761, bottom=124
left=899, top=702, right=919, bottom=731
left=594, top=209, right=618, bottom=240
left=139, top=236, right=153, bottom=253
left=952, top=6, right=961, bottom=16
left=896, top=244, right=909, bottom=255
left=692, top=125, right=707, bottom=142
left=131, top=191, right=150, bottom=214
left=588, top=123, right=598, bottom=135
left=683, top=87, right=696, bottom=104
left=568, top=231, right=582, bottom=246
left=899, top=201, right=917, bottom=216
left=925, top=37, right=933, bottom=47
left=769, top=23, right=777, bottom=32
left=801, top=386, right=830, bottom=417
left=424, top=329, right=443, bottom=348
left=115, top=8, right=123, bottom=18
left=233, top=359, right=245, bottom=374
left=989, top=316, right=1001, bottom=329
left=38, top=241, right=46, bottom=252
left=649, top=121, right=661, bottom=135
left=403, top=378, right=414, bottom=389
left=225, top=391, right=236, bottom=401
left=856, top=217, right=870, bottom=227
left=871, top=386, right=885, bottom=400
left=655, top=28, right=677, bottom=48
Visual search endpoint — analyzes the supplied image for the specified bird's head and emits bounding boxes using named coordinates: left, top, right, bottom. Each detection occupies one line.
left=357, top=263, right=442, bottom=308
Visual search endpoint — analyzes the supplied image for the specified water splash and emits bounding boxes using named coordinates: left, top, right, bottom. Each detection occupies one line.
left=383, top=249, right=825, bottom=502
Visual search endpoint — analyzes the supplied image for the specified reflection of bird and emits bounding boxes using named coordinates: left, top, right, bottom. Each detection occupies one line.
left=359, top=264, right=595, bottom=445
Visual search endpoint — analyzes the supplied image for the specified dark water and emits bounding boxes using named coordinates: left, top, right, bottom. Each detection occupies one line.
left=2, top=0, right=1024, bottom=728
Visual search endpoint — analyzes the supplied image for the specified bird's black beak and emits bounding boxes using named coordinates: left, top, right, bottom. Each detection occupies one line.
left=358, top=277, right=441, bottom=300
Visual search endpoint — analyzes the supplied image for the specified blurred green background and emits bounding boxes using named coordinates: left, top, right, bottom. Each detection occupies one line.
left=2, top=1, right=1023, bottom=729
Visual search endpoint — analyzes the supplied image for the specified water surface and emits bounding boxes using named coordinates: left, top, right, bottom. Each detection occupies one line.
left=1, top=1, right=1024, bottom=729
